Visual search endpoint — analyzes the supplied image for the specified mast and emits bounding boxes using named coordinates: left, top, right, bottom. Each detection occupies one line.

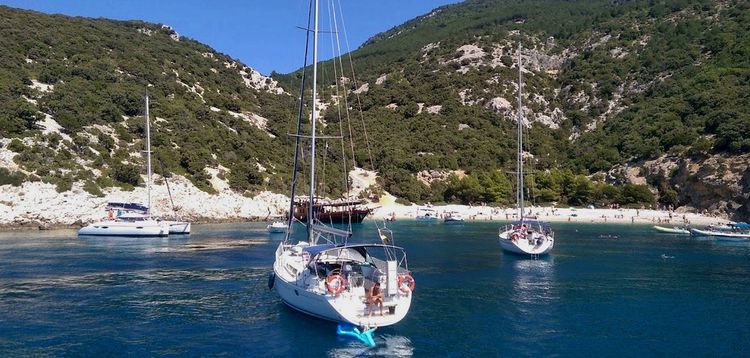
left=145, top=92, right=153, bottom=217
left=308, top=0, right=319, bottom=243
left=516, top=43, right=524, bottom=221
left=285, top=0, right=313, bottom=242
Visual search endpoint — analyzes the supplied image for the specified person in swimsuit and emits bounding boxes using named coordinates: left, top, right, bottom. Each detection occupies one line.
left=368, top=282, right=383, bottom=317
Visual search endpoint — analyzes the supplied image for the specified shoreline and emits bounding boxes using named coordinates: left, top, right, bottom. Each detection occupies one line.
left=0, top=206, right=731, bottom=233
left=0, top=216, right=283, bottom=232
left=0, top=176, right=734, bottom=232
left=370, top=203, right=732, bottom=227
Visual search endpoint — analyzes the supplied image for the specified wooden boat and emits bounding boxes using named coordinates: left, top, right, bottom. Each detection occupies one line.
left=293, top=199, right=372, bottom=224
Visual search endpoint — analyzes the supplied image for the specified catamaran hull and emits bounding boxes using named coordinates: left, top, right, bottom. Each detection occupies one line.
left=78, top=220, right=169, bottom=237
left=166, top=221, right=191, bottom=234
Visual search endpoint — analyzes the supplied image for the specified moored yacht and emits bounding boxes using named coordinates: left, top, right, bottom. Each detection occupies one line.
left=78, top=203, right=169, bottom=237
left=497, top=44, right=554, bottom=257
left=270, top=0, right=414, bottom=327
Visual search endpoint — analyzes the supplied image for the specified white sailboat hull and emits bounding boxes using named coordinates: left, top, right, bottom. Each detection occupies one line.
left=166, top=221, right=191, bottom=234
left=272, top=244, right=412, bottom=327
left=78, top=220, right=169, bottom=237
left=499, top=230, right=554, bottom=256
left=274, top=273, right=412, bottom=327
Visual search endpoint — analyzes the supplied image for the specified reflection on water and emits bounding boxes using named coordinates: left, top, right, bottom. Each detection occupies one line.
left=328, top=334, right=413, bottom=358
left=510, top=256, right=558, bottom=305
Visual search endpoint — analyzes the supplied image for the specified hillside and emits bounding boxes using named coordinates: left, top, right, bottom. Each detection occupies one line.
left=275, top=0, right=749, bottom=220
left=0, top=5, right=299, bottom=197
left=0, top=1, right=748, bottom=223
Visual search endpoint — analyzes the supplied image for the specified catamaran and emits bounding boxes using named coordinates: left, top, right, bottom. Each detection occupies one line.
left=497, top=44, right=554, bottom=257
left=270, top=0, right=414, bottom=327
left=78, top=94, right=189, bottom=236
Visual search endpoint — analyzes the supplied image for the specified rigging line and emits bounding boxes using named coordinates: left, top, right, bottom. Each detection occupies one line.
left=308, top=0, right=320, bottom=244
left=158, top=160, right=177, bottom=217
left=517, top=42, right=525, bottom=220
left=336, top=0, right=375, bottom=173
left=328, top=0, right=353, bottom=229
left=285, top=0, right=314, bottom=243
left=331, top=0, right=357, bottom=204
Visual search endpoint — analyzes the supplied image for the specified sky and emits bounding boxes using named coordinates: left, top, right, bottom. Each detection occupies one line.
left=1, top=0, right=462, bottom=75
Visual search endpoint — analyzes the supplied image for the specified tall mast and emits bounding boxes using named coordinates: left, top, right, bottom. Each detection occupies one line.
left=308, top=0, right=319, bottom=243
left=145, top=92, right=153, bottom=216
left=517, top=43, right=524, bottom=221
left=285, top=0, right=314, bottom=242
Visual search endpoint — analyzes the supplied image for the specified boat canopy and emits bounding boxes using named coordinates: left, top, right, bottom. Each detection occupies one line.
left=107, top=202, right=149, bottom=212
left=303, top=243, right=406, bottom=258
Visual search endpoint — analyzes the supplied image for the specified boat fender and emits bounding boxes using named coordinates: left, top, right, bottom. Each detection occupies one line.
left=398, top=274, right=416, bottom=293
left=268, top=272, right=275, bottom=290
left=326, top=274, right=347, bottom=296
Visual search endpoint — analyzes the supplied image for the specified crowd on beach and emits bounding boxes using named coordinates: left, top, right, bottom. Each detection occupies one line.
left=371, top=200, right=730, bottom=227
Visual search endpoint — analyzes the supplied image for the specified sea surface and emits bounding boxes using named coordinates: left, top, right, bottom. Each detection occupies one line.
left=1, top=222, right=748, bottom=357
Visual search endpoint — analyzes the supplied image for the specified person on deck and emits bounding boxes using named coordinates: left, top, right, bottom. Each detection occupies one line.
left=368, top=282, right=384, bottom=317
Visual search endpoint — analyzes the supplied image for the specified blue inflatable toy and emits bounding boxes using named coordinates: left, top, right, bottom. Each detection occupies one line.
left=336, top=323, right=376, bottom=347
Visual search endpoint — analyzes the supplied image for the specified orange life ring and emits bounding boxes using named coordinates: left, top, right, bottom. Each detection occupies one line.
left=325, top=274, right=347, bottom=296
left=398, top=274, right=415, bottom=293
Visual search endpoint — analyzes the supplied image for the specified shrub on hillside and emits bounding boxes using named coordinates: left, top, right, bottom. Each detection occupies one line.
left=111, top=162, right=141, bottom=186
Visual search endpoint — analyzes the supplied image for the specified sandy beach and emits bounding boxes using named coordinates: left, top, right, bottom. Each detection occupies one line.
left=0, top=168, right=733, bottom=230
left=370, top=194, right=731, bottom=227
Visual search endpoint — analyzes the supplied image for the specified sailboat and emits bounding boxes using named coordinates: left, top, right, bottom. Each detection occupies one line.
left=78, top=93, right=169, bottom=237
left=497, top=44, right=554, bottom=257
left=270, top=0, right=414, bottom=327
left=143, top=94, right=191, bottom=235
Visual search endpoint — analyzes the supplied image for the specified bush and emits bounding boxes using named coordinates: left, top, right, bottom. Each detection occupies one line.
left=83, top=180, right=104, bottom=197
left=55, top=175, right=73, bottom=192
left=0, top=168, right=26, bottom=186
left=111, top=162, right=141, bottom=186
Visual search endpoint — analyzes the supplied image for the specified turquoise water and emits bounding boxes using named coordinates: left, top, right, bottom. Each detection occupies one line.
left=0, top=222, right=748, bottom=356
